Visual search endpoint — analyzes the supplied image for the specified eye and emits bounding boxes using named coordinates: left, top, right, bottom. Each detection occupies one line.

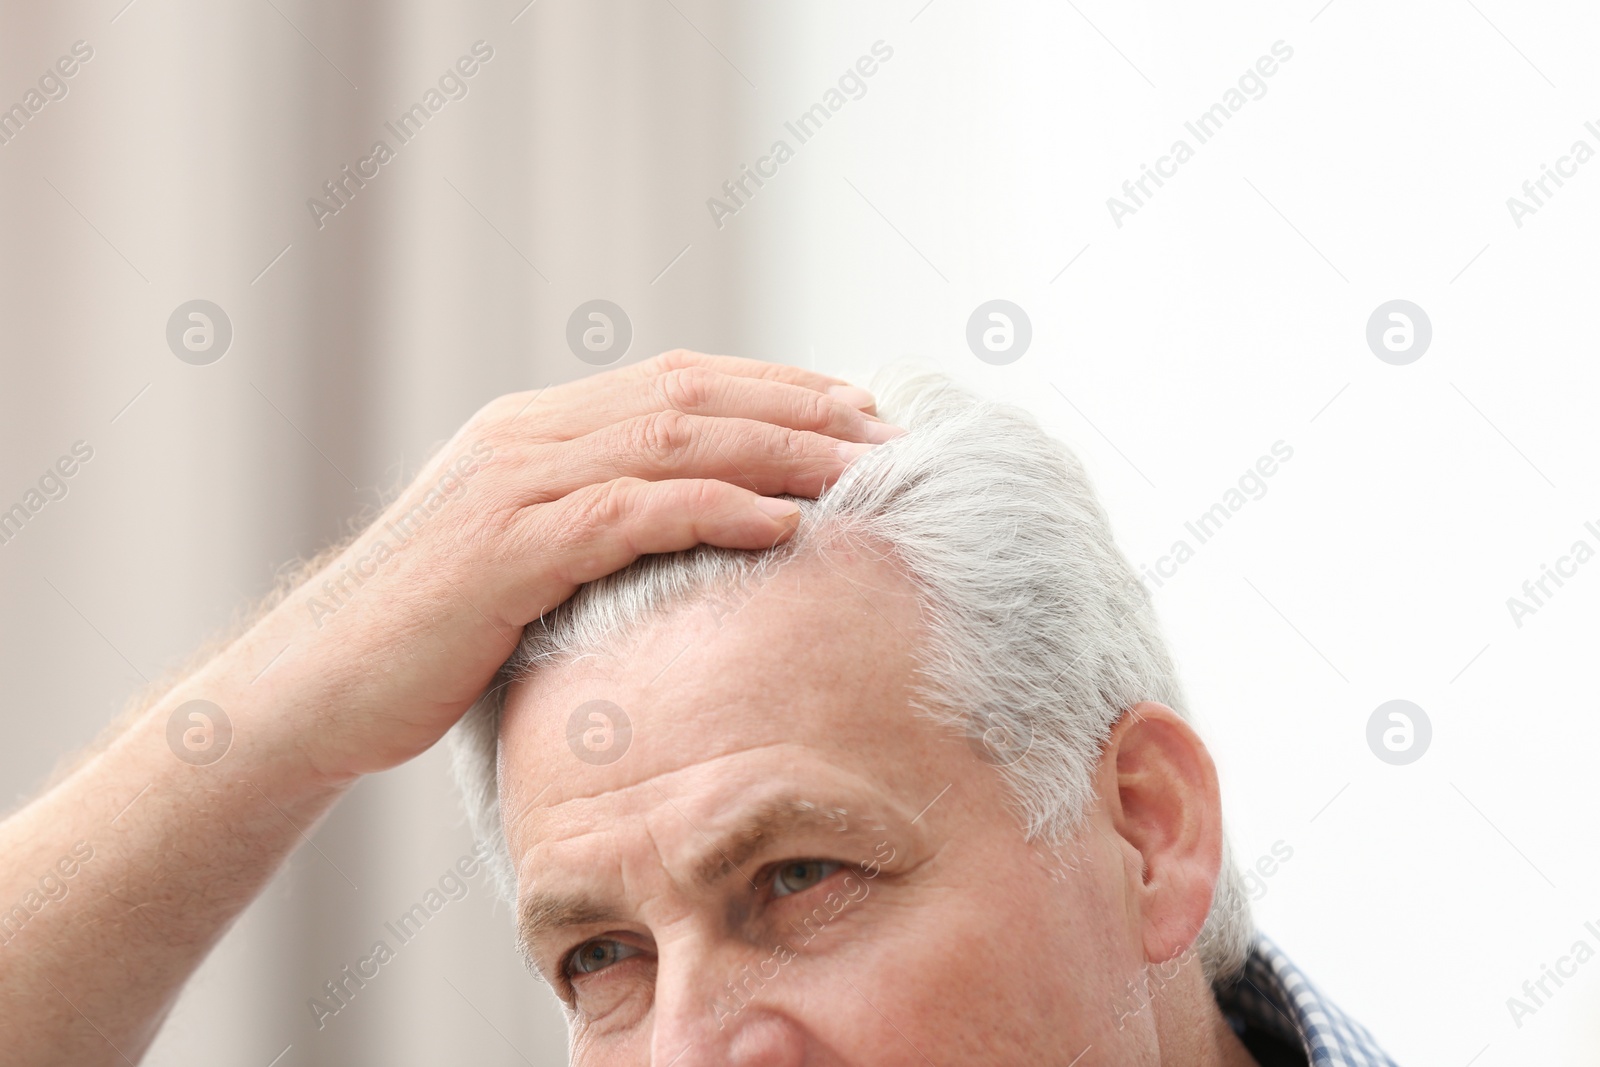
left=565, top=938, right=644, bottom=978
left=771, top=860, right=842, bottom=897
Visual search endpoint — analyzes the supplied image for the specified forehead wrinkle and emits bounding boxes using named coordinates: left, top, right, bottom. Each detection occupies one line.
left=504, top=744, right=832, bottom=893
left=508, top=739, right=831, bottom=815
left=500, top=779, right=555, bottom=838
left=513, top=816, right=643, bottom=961
left=636, top=807, right=676, bottom=902
left=517, top=797, right=872, bottom=946
left=509, top=740, right=917, bottom=952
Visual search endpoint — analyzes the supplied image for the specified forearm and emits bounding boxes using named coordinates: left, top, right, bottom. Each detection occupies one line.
left=0, top=354, right=878, bottom=1065
left=0, top=612, right=351, bottom=1067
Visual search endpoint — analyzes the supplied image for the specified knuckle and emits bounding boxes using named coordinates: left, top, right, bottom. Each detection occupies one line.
left=656, top=366, right=717, bottom=414
left=473, top=392, right=511, bottom=419
left=466, top=416, right=508, bottom=456
left=471, top=389, right=530, bottom=426
left=634, top=409, right=695, bottom=461
left=462, top=392, right=537, bottom=452
left=679, top=477, right=726, bottom=515
left=798, top=388, right=837, bottom=431
left=562, top=478, right=640, bottom=540
left=778, top=425, right=814, bottom=460
left=463, top=397, right=508, bottom=438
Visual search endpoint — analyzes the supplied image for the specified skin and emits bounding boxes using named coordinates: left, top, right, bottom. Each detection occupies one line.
left=501, top=544, right=1262, bottom=1066
left=0, top=351, right=901, bottom=1067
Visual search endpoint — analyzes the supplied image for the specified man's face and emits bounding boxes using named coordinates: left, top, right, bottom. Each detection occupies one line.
left=498, top=546, right=1158, bottom=1064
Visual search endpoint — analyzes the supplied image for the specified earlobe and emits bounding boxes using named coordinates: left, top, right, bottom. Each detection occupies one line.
left=1101, top=702, right=1224, bottom=966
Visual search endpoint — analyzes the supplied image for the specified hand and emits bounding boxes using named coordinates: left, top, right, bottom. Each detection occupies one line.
left=214, top=350, right=898, bottom=784
left=0, top=350, right=897, bottom=1067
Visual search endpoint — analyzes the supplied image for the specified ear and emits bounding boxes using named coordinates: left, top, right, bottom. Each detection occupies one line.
left=1093, top=701, right=1223, bottom=966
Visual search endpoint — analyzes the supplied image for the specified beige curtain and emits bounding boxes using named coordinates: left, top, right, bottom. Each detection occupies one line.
left=1, top=1, right=753, bottom=1062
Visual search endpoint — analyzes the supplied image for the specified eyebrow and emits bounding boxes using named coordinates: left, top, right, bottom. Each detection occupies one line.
left=516, top=796, right=872, bottom=946
left=693, top=796, right=861, bottom=885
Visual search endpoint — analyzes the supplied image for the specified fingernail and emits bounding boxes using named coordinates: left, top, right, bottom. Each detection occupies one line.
left=754, top=496, right=800, bottom=518
left=860, top=421, right=906, bottom=444
left=836, top=441, right=875, bottom=464
left=828, top=384, right=876, bottom=410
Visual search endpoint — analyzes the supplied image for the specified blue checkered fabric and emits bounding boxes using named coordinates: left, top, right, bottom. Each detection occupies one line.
left=1214, top=933, right=1400, bottom=1066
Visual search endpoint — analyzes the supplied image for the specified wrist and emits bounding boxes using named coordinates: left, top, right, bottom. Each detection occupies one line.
left=164, top=610, right=365, bottom=798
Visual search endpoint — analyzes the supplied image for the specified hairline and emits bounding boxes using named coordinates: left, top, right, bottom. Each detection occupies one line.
left=451, top=367, right=1256, bottom=983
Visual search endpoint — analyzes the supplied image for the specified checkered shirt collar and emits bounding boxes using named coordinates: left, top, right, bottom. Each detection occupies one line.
left=1214, top=933, right=1400, bottom=1067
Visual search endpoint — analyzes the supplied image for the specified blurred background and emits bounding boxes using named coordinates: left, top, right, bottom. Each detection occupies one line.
left=3, top=0, right=1599, bottom=1062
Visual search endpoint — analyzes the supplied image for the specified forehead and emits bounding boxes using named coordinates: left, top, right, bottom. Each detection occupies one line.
left=495, top=544, right=948, bottom=874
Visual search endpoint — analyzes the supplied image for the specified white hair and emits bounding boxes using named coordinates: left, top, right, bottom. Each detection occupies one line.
left=449, top=367, right=1254, bottom=982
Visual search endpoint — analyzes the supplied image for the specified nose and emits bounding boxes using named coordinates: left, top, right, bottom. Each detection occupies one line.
left=650, top=953, right=808, bottom=1067
left=655, top=1015, right=806, bottom=1067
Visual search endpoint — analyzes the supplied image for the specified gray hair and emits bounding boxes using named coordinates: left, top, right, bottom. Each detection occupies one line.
left=449, top=367, right=1253, bottom=982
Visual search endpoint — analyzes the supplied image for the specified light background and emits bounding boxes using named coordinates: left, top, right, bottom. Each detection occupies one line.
left=2, top=0, right=1596, bottom=1063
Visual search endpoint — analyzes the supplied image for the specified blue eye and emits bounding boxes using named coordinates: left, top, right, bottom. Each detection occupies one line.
left=771, top=860, right=841, bottom=897
left=566, top=939, right=642, bottom=977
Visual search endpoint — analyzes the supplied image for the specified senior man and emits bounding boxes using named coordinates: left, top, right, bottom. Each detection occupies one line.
left=0, top=352, right=1395, bottom=1065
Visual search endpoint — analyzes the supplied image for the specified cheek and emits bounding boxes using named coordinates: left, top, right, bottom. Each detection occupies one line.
left=570, top=1016, right=652, bottom=1067
left=793, top=846, right=1147, bottom=1062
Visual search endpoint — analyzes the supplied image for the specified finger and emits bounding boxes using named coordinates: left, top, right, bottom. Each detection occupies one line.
left=526, top=412, right=876, bottom=502
left=516, top=477, right=803, bottom=598
left=624, top=349, right=868, bottom=405
left=507, top=365, right=902, bottom=445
